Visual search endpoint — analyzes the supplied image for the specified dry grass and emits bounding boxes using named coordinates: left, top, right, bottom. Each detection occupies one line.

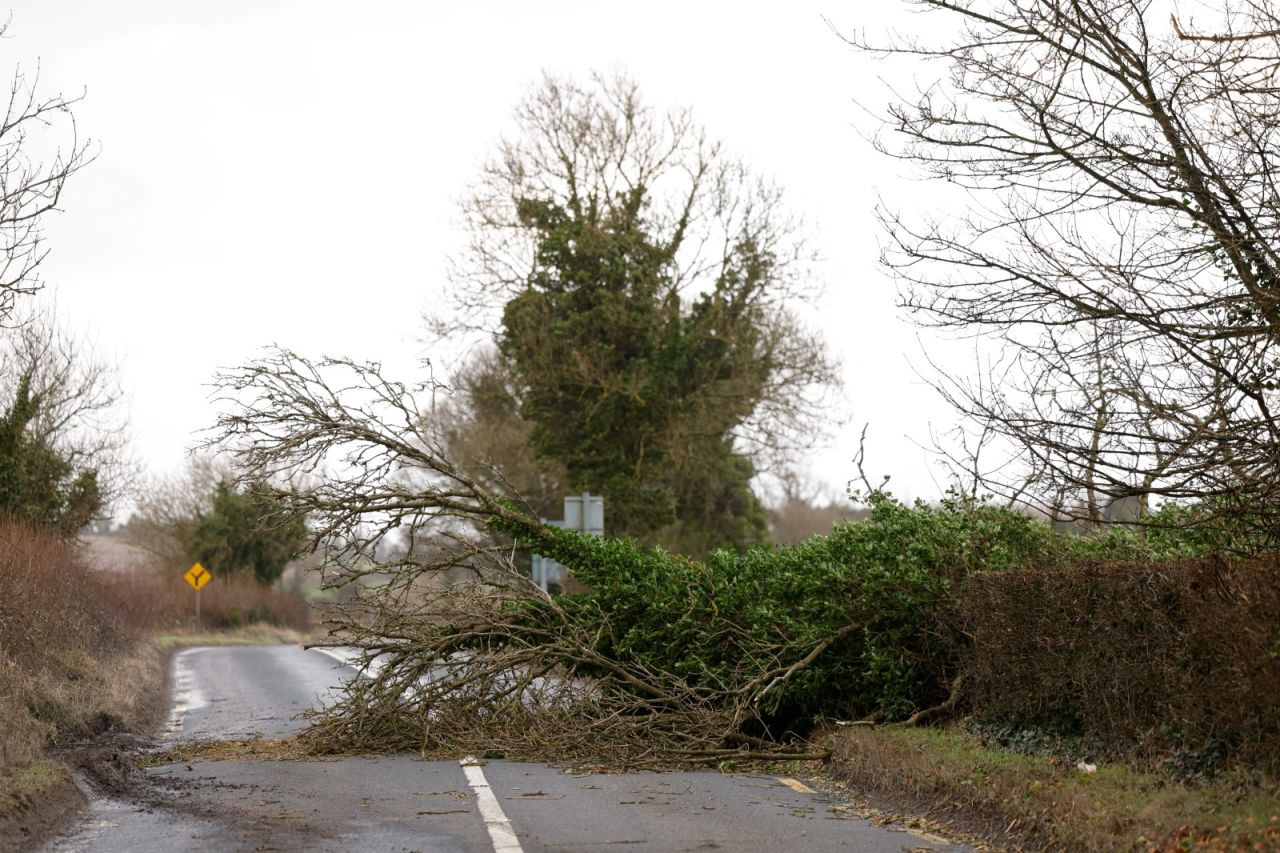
left=151, top=624, right=316, bottom=650
left=0, top=519, right=175, bottom=842
left=826, top=724, right=1280, bottom=852
left=0, top=630, right=167, bottom=777
left=0, top=518, right=315, bottom=847
left=0, top=760, right=74, bottom=807
left=0, top=522, right=165, bottom=777
left=0, top=519, right=312, bottom=786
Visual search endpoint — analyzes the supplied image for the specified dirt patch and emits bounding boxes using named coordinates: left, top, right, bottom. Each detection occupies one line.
left=54, top=733, right=164, bottom=802
left=0, top=761, right=86, bottom=853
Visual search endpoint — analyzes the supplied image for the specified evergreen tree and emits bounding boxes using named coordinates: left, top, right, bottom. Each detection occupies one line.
left=0, top=371, right=101, bottom=537
left=500, top=193, right=771, bottom=554
left=192, top=481, right=305, bottom=585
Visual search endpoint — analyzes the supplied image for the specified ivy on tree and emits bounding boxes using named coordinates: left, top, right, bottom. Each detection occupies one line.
left=0, top=371, right=101, bottom=537
left=454, top=74, right=836, bottom=557
left=500, top=193, right=773, bottom=554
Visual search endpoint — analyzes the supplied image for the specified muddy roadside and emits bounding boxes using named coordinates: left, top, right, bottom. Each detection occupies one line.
left=1, top=628, right=309, bottom=852
left=0, top=641, right=167, bottom=853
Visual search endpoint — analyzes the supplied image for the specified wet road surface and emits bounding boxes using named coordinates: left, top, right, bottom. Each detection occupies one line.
left=47, top=645, right=970, bottom=852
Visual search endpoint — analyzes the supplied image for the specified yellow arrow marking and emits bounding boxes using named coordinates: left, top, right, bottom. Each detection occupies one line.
left=184, top=562, right=212, bottom=590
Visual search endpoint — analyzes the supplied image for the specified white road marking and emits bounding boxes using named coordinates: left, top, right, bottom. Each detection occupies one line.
left=165, top=648, right=208, bottom=735
left=907, top=828, right=955, bottom=845
left=310, top=645, right=386, bottom=677
left=460, top=757, right=524, bottom=853
left=310, top=645, right=357, bottom=667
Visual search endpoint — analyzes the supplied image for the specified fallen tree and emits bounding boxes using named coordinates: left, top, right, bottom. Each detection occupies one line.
left=209, top=350, right=1176, bottom=767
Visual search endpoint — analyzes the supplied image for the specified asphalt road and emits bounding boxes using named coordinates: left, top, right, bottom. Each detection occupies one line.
left=48, top=645, right=970, bottom=852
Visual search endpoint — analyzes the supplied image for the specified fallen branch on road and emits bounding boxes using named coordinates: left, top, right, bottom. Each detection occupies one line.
left=207, top=352, right=993, bottom=769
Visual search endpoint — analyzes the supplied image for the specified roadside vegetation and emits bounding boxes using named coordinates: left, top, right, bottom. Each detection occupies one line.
left=828, top=724, right=1280, bottom=852
left=0, top=0, right=1277, bottom=850
left=0, top=522, right=161, bottom=780
left=0, top=518, right=312, bottom=790
left=0, top=515, right=313, bottom=848
left=204, top=6, right=1280, bottom=844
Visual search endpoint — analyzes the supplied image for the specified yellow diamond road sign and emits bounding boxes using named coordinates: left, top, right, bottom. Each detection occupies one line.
left=184, top=562, right=212, bottom=590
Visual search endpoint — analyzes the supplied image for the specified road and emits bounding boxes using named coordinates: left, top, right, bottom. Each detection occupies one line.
left=48, top=645, right=969, bottom=852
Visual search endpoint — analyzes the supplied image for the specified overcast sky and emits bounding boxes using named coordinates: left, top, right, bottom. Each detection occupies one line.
left=5, top=0, right=963, bottom=511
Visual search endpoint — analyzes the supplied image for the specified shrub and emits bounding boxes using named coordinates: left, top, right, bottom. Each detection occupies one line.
left=0, top=520, right=155, bottom=776
left=109, top=571, right=311, bottom=633
left=962, top=555, right=1280, bottom=777
left=499, top=492, right=1096, bottom=726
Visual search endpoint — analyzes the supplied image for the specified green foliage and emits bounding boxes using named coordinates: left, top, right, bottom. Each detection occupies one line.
left=495, top=490, right=1146, bottom=725
left=499, top=194, right=772, bottom=556
left=0, top=371, right=101, bottom=537
left=1138, top=500, right=1276, bottom=557
left=192, top=482, right=306, bottom=585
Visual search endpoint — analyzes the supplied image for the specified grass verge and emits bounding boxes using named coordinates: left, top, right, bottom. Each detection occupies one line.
left=151, top=624, right=316, bottom=650
left=1, top=638, right=167, bottom=843
left=0, top=760, right=84, bottom=853
left=823, top=724, right=1280, bottom=851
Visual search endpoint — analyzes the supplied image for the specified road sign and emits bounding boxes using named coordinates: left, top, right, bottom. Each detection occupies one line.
left=533, top=493, right=604, bottom=591
left=184, top=562, right=212, bottom=590
left=562, top=493, right=604, bottom=534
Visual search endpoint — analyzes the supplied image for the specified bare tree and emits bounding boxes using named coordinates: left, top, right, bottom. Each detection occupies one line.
left=208, top=351, right=526, bottom=575
left=433, top=346, right=567, bottom=521
left=1173, top=1, right=1280, bottom=45
left=764, top=469, right=866, bottom=544
left=123, top=455, right=229, bottom=569
left=849, top=0, right=1280, bottom=540
left=0, top=35, right=90, bottom=321
left=206, top=350, right=836, bottom=766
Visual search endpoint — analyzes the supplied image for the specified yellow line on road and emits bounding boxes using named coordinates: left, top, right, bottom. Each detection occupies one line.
left=776, top=777, right=815, bottom=794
